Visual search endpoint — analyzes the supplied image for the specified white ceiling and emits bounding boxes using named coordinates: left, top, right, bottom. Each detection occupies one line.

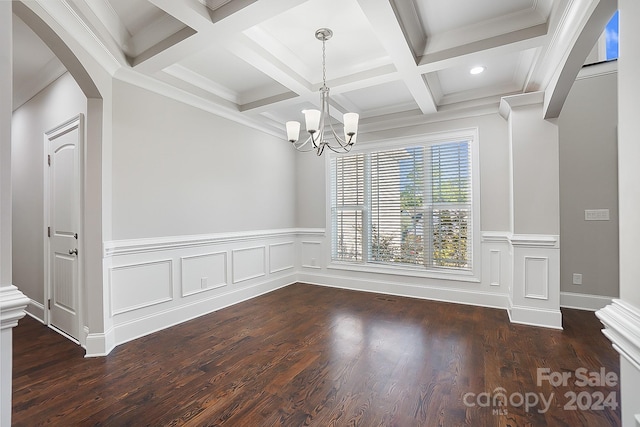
left=12, top=0, right=612, bottom=136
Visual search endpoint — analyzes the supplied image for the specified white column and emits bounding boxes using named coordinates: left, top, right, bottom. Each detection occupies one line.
left=597, top=0, right=640, bottom=426
left=0, top=288, right=29, bottom=427
left=500, top=92, right=562, bottom=329
left=0, top=3, right=29, bottom=426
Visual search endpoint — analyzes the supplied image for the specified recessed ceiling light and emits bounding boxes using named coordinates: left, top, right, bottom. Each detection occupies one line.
left=470, top=66, right=485, bottom=75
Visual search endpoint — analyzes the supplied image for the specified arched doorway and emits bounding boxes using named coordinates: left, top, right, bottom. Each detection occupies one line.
left=12, top=1, right=107, bottom=353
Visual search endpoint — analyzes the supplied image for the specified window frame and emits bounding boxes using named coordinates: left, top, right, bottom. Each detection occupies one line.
left=325, top=128, right=481, bottom=283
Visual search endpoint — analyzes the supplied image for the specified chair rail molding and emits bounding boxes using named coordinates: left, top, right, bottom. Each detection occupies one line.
left=104, top=228, right=325, bottom=257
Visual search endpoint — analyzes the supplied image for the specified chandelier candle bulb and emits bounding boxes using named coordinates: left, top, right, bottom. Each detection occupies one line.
left=343, top=113, right=359, bottom=138
left=304, top=109, right=321, bottom=134
left=286, top=121, right=300, bottom=143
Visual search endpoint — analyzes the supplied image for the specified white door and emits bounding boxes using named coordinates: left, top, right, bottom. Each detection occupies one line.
left=46, top=115, right=83, bottom=341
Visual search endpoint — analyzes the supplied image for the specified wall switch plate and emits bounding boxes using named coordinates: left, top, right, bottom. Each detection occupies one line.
left=585, top=209, right=610, bottom=221
left=572, top=273, right=583, bottom=285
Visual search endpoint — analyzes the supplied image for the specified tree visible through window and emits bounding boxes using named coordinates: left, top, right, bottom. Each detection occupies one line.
left=331, top=139, right=473, bottom=272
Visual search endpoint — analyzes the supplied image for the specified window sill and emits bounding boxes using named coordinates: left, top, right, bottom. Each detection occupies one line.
left=327, top=261, right=480, bottom=283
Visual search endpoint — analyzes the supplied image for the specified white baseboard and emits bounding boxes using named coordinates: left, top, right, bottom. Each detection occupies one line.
left=298, top=272, right=510, bottom=310
left=85, top=327, right=115, bottom=357
left=111, top=274, right=296, bottom=351
left=560, top=291, right=614, bottom=311
left=24, top=308, right=45, bottom=324
left=25, top=299, right=45, bottom=323
left=508, top=305, right=563, bottom=329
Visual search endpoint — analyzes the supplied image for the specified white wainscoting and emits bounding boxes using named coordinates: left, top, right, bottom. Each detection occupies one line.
left=232, top=246, right=266, bottom=284
left=110, top=259, right=173, bottom=316
left=93, top=229, right=305, bottom=356
left=269, top=242, right=295, bottom=274
left=481, top=232, right=512, bottom=294
left=301, top=241, right=323, bottom=269
left=90, top=228, right=598, bottom=356
left=297, top=230, right=512, bottom=310
left=181, top=251, right=227, bottom=297
left=510, top=234, right=562, bottom=329
left=524, top=257, right=549, bottom=300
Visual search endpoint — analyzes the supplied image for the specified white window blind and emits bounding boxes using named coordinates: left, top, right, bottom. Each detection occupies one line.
left=371, top=147, right=425, bottom=265
left=331, top=140, right=472, bottom=272
left=428, top=142, right=471, bottom=269
left=331, top=153, right=365, bottom=262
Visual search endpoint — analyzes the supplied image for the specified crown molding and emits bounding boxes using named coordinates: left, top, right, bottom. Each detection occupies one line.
left=499, top=91, right=545, bottom=119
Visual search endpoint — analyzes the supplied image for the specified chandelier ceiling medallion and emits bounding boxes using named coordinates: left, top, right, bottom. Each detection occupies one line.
left=286, top=28, right=359, bottom=156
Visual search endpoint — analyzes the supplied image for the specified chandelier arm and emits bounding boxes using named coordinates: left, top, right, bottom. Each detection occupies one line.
left=322, top=86, right=349, bottom=148
left=293, top=134, right=319, bottom=152
left=323, top=142, right=352, bottom=154
left=328, top=122, right=350, bottom=146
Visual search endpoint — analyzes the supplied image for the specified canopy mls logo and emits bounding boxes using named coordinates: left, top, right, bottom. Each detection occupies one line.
left=463, top=387, right=552, bottom=415
left=463, top=367, right=618, bottom=416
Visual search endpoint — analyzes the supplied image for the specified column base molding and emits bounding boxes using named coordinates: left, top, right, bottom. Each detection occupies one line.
left=0, top=285, right=29, bottom=329
left=597, top=299, right=640, bottom=370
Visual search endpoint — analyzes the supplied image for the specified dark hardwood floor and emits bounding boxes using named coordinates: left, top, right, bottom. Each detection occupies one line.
left=12, top=283, right=620, bottom=426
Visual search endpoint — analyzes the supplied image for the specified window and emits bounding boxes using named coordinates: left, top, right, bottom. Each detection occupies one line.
left=605, top=11, right=619, bottom=61
left=330, top=135, right=475, bottom=274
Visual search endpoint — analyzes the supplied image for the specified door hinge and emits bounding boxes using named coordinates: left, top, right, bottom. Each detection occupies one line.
left=48, top=299, right=51, bottom=310
left=47, top=226, right=51, bottom=237
left=47, top=155, right=51, bottom=166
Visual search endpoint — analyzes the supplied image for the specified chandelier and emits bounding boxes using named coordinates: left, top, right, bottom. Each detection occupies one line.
left=285, top=28, right=359, bottom=156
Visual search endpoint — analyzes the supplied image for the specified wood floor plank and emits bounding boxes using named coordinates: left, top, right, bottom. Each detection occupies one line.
left=12, top=283, right=620, bottom=426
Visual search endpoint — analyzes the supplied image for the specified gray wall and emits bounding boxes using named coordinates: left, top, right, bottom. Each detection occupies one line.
left=11, top=72, right=87, bottom=309
left=111, top=80, right=297, bottom=240
left=558, top=67, right=618, bottom=297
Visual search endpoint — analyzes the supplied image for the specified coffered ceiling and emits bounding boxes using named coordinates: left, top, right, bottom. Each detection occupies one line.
left=12, top=0, right=615, bottom=136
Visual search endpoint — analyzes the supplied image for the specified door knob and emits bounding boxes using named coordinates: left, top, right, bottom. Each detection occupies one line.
left=69, top=248, right=78, bottom=256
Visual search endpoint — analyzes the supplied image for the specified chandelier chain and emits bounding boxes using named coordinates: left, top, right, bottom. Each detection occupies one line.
left=322, top=38, right=327, bottom=88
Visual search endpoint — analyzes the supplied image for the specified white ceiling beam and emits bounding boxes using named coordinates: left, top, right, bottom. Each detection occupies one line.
left=356, top=0, right=437, bottom=115
left=543, top=0, right=616, bottom=118
left=417, top=24, right=548, bottom=74
left=80, top=0, right=131, bottom=52
left=134, top=0, right=308, bottom=74
left=148, top=0, right=215, bottom=32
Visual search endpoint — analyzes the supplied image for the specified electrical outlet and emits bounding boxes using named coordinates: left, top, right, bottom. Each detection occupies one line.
left=572, top=273, right=582, bottom=285
left=201, top=277, right=208, bottom=289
